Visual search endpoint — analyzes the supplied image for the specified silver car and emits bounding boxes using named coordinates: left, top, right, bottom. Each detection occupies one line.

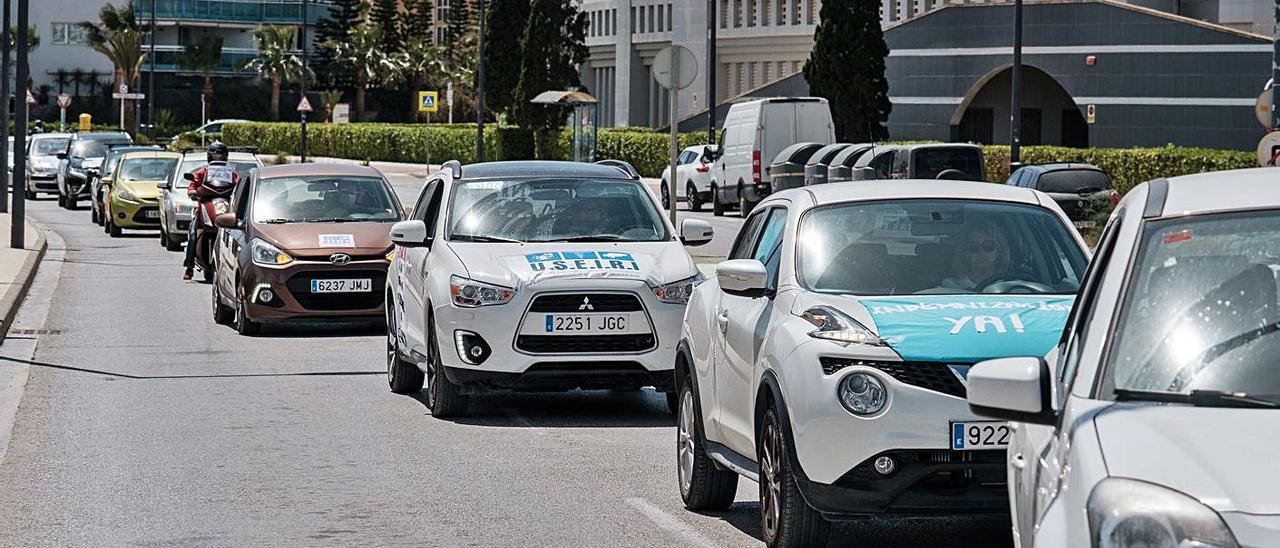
left=156, top=150, right=261, bottom=251
left=22, top=132, right=72, bottom=199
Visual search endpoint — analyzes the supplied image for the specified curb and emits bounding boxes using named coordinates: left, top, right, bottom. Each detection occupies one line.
left=0, top=220, right=48, bottom=345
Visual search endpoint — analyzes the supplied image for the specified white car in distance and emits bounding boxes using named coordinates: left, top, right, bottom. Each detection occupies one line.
left=385, top=160, right=714, bottom=418
left=967, top=168, right=1280, bottom=548
left=659, top=145, right=717, bottom=212
left=676, top=181, right=1089, bottom=547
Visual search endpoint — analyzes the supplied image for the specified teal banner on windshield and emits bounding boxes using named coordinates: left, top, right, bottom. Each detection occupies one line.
left=861, top=296, right=1075, bottom=363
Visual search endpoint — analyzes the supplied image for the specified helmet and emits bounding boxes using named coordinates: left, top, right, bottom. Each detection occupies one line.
left=207, top=141, right=229, bottom=163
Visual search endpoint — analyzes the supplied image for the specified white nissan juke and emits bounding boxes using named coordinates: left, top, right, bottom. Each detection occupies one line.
left=675, top=181, right=1089, bottom=547
left=385, top=160, right=714, bottom=418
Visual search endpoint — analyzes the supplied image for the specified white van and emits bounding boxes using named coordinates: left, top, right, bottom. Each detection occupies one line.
left=709, top=97, right=835, bottom=216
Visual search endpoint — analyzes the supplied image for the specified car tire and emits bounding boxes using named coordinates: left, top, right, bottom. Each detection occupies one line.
left=211, top=285, right=233, bottom=325
left=234, top=295, right=261, bottom=336
left=738, top=184, right=756, bottom=216
left=759, top=406, right=830, bottom=548
left=66, top=193, right=78, bottom=210
left=24, top=187, right=35, bottom=201
left=165, top=233, right=184, bottom=252
left=107, top=218, right=121, bottom=238
left=425, top=313, right=467, bottom=417
left=57, top=192, right=66, bottom=208
left=91, top=206, right=100, bottom=225
left=686, top=182, right=702, bottom=212
left=386, top=302, right=424, bottom=394
left=711, top=184, right=725, bottom=217
left=677, top=372, right=738, bottom=511
left=660, top=180, right=670, bottom=210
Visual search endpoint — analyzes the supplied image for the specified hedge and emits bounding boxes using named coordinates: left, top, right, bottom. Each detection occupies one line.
left=222, top=122, right=1257, bottom=190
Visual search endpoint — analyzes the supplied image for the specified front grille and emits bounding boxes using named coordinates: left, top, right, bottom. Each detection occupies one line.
left=285, top=269, right=387, bottom=311
left=517, top=334, right=655, bottom=354
left=835, top=449, right=1006, bottom=491
left=529, top=293, right=644, bottom=313
left=131, top=207, right=160, bottom=224
left=821, top=357, right=967, bottom=398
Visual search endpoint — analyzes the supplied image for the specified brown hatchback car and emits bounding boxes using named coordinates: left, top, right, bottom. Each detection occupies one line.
left=211, top=163, right=405, bottom=334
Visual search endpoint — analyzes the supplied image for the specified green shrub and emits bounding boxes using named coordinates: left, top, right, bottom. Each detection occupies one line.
left=979, top=145, right=1257, bottom=194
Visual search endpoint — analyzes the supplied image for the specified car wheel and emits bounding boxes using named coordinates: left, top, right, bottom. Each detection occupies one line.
left=24, top=187, right=35, bottom=201
left=711, top=184, right=725, bottom=217
left=57, top=192, right=66, bottom=208
left=211, top=284, right=233, bottom=325
left=660, top=181, right=671, bottom=210
left=202, top=265, right=214, bottom=284
left=66, top=193, right=78, bottom=210
left=234, top=295, right=261, bottom=336
left=91, top=205, right=100, bottom=225
left=738, top=184, right=756, bottom=216
left=107, top=217, right=122, bottom=238
left=759, top=406, right=830, bottom=548
left=686, top=182, right=702, bottom=212
left=386, top=299, right=424, bottom=393
left=425, top=313, right=467, bottom=417
left=165, top=232, right=184, bottom=252
left=677, top=372, right=738, bottom=510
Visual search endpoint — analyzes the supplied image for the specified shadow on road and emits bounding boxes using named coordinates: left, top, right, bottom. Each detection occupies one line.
left=404, top=389, right=676, bottom=429
left=711, top=500, right=1013, bottom=547
left=0, top=355, right=382, bottom=380
left=236, top=320, right=384, bottom=339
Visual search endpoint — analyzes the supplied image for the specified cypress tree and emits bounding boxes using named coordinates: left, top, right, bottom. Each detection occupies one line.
left=401, top=0, right=436, bottom=42
left=369, top=0, right=402, bottom=51
left=482, top=0, right=531, bottom=116
left=513, top=0, right=587, bottom=153
left=446, top=0, right=473, bottom=65
left=802, top=0, right=891, bottom=141
left=314, top=0, right=365, bottom=87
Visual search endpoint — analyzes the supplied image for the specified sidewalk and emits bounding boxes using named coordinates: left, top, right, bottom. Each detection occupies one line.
left=0, top=213, right=47, bottom=344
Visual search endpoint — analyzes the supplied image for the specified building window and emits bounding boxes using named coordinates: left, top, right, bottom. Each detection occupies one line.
left=668, top=3, right=673, bottom=30
left=51, top=23, right=89, bottom=46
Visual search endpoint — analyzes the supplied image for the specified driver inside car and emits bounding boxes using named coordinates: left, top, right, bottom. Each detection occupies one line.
left=939, top=221, right=1013, bottom=291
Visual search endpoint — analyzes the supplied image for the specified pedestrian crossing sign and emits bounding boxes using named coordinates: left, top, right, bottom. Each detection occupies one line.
left=419, top=91, right=439, bottom=113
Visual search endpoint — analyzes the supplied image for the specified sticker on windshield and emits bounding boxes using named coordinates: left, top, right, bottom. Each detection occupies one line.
left=861, top=295, right=1074, bottom=363
left=319, top=234, right=355, bottom=247
left=525, top=251, right=640, bottom=272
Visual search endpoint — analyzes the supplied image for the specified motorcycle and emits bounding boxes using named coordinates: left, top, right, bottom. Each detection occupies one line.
left=183, top=165, right=236, bottom=283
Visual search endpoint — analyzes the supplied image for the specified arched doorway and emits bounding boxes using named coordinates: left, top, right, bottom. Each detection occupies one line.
left=949, top=65, right=1087, bottom=148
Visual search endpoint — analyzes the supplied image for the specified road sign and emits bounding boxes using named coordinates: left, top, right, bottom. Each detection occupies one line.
left=25, top=89, right=35, bottom=104
left=57, top=94, right=72, bottom=109
left=333, top=103, right=350, bottom=124
left=297, top=96, right=313, bottom=113
left=1257, top=88, right=1274, bottom=129
left=118, top=83, right=127, bottom=95
left=1259, top=131, right=1280, bottom=166
left=652, top=45, right=698, bottom=90
left=419, top=91, right=439, bottom=113
left=1086, top=104, right=1096, bottom=124
left=111, top=92, right=145, bottom=100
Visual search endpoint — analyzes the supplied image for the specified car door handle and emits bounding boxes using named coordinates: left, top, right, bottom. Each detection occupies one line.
left=716, top=311, right=729, bottom=332
left=1011, top=453, right=1027, bottom=470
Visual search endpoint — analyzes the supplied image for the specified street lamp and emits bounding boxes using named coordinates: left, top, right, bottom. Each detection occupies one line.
left=0, top=0, right=10, bottom=215
left=1009, top=0, right=1024, bottom=166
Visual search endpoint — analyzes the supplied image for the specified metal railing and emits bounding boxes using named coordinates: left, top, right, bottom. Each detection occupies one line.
left=133, top=0, right=331, bottom=25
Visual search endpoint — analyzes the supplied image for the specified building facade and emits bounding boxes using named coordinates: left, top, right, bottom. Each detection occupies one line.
left=30, top=0, right=115, bottom=95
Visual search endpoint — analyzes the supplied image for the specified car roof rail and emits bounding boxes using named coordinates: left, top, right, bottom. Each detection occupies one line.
left=441, top=159, right=463, bottom=179
left=595, top=159, right=641, bottom=180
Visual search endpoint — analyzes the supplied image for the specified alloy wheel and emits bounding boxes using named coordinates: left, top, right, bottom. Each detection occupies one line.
left=677, top=389, right=696, bottom=495
left=385, top=309, right=398, bottom=386
left=760, top=419, right=783, bottom=542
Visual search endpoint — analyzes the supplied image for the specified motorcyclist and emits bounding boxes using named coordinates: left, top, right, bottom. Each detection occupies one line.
left=182, top=142, right=238, bottom=280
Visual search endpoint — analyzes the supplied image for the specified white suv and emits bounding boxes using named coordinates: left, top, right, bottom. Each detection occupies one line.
left=385, top=160, right=714, bottom=418
left=675, top=181, right=1088, bottom=547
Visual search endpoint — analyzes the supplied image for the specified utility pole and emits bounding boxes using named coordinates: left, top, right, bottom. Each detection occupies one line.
left=1009, top=0, right=1024, bottom=166
left=148, top=0, right=156, bottom=141
left=0, top=0, right=10, bottom=215
left=707, top=0, right=717, bottom=145
left=476, top=0, right=487, bottom=163
left=300, top=0, right=309, bottom=163
left=11, top=0, right=27, bottom=249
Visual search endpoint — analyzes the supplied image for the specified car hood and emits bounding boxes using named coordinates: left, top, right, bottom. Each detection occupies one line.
left=253, top=221, right=396, bottom=258
left=118, top=180, right=163, bottom=201
left=445, top=241, right=697, bottom=290
left=850, top=294, right=1074, bottom=363
left=1095, top=406, right=1280, bottom=515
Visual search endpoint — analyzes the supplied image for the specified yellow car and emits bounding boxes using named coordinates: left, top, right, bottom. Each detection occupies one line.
left=103, top=151, right=181, bottom=237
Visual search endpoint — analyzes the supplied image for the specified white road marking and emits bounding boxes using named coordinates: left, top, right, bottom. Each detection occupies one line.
left=625, top=497, right=719, bottom=548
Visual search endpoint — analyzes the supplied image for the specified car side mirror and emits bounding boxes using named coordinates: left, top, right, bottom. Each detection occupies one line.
left=389, top=220, right=431, bottom=248
left=214, top=213, right=239, bottom=229
left=183, top=172, right=195, bottom=182
left=157, top=181, right=171, bottom=189
left=56, top=152, right=67, bottom=160
left=716, top=259, right=770, bottom=298
left=967, top=357, right=1057, bottom=425
left=680, top=219, right=713, bottom=247
left=848, top=167, right=877, bottom=181
left=85, top=167, right=100, bottom=178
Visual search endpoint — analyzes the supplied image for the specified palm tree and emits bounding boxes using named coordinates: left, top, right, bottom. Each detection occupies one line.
left=179, top=35, right=223, bottom=119
left=391, top=37, right=446, bottom=121
left=243, top=25, right=305, bottom=121
left=53, top=69, right=70, bottom=94
left=6, top=25, right=39, bottom=50
left=69, top=68, right=86, bottom=96
left=325, top=22, right=394, bottom=121
left=79, top=3, right=148, bottom=132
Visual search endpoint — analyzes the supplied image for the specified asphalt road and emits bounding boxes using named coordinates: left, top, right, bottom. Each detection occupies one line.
left=0, top=195, right=1013, bottom=546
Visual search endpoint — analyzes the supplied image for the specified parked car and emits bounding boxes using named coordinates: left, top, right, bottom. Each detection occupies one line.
left=21, top=132, right=71, bottom=199
left=1006, top=162, right=1119, bottom=226
left=90, top=145, right=164, bottom=226
left=659, top=145, right=717, bottom=212
left=851, top=143, right=986, bottom=182
left=100, top=150, right=181, bottom=237
left=157, top=149, right=262, bottom=251
left=384, top=160, right=713, bottom=418
left=211, top=163, right=405, bottom=335
left=709, top=97, right=835, bottom=216
left=675, top=180, right=1088, bottom=547
left=967, top=168, right=1280, bottom=548
left=56, top=131, right=133, bottom=209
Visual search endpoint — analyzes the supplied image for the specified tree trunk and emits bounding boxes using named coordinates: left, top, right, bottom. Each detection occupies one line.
left=408, top=76, right=422, bottom=121
left=203, top=73, right=214, bottom=117
left=355, top=73, right=367, bottom=122
left=270, top=76, right=281, bottom=121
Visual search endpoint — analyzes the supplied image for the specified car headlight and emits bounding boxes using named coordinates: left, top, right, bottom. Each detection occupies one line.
left=799, top=306, right=886, bottom=346
left=449, top=275, right=514, bottom=308
left=1088, top=478, right=1239, bottom=548
left=838, top=372, right=887, bottom=415
left=115, top=188, right=137, bottom=202
left=251, top=238, right=293, bottom=266
left=650, top=273, right=704, bottom=305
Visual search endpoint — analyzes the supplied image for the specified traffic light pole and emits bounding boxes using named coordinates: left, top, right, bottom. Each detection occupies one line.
left=300, top=0, right=309, bottom=163
left=148, top=0, right=156, bottom=141
left=10, top=0, right=26, bottom=249
left=1009, top=0, right=1024, bottom=166
left=0, top=0, right=10, bottom=215
left=476, top=0, right=486, bottom=163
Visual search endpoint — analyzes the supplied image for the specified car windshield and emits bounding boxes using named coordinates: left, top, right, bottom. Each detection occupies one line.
left=118, top=157, right=177, bottom=181
left=178, top=159, right=257, bottom=180
left=447, top=178, right=668, bottom=243
left=798, top=199, right=1086, bottom=295
left=252, top=175, right=401, bottom=223
left=34, top=139, right=68, bottom=155
left=913, top=148, right=983, bottom=180
left=1039, top=170, right=1111, bottom=193
left=72, top=140, right=128, bottom=158
left=1106, top=211, right=1280, bottom=400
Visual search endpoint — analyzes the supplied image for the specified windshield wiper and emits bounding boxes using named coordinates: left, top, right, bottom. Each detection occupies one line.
left=1114, top=388, right=1280, bottom=409
left=451, top=234, right=523, bottom=243
left=539, top=234, right=627, bottom=242
left=258, top=218, right=295, bottom=224
left=301, top=217, right=361, bottom=223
